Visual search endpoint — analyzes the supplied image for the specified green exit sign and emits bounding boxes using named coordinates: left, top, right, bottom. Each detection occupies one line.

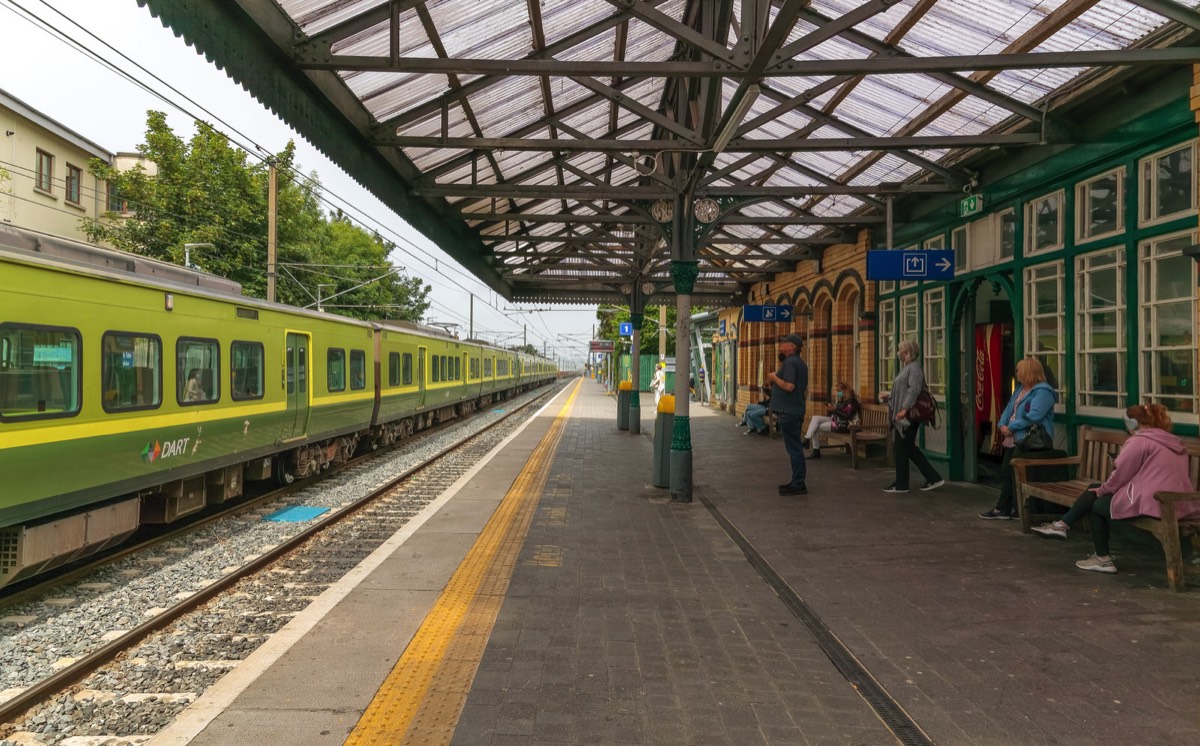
left=959, top=194, right=984, bottom=217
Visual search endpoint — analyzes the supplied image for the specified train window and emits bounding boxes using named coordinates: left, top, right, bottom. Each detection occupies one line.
left=177, top=338, right=219, bottom=405
left=328, top=348, right=346, bottom=392
left=350, top=350, right=366, bottom=390
left=484, top=357, right=492, bottom=377
left=0, top=324, right=81, bottom=420
left=454, top=357, right=461, bottom=380
left=231, top=341, right=264, bottom=400
left=402, top=352, right=413, bottom=385
left=432, top=355, right=441, bottom=383
left=470, top=358, right=479, bottom=379
left=388, top=352, right=401, bottom=387
left=102, top=332, right=161, bottom=411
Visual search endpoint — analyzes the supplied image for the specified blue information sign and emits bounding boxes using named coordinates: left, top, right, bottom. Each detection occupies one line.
left=742, top=305, right=793, bottom=322
left=866, top=250, right=955, bottom=281
left=618, top=321, right=634, bottom=337
left=718, top=319, right=727, bottom=336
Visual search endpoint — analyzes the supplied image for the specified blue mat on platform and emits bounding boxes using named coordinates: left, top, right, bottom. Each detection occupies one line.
left=264, top=505, right=330, bottom=522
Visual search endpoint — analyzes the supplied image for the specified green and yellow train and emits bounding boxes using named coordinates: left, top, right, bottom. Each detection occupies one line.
left=0, top=226, right=556, bottom=587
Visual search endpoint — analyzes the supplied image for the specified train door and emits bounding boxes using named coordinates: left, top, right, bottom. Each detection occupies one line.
left=417, top=346, right=427, bottom=408
left=282, top=332, right=310, bottom=440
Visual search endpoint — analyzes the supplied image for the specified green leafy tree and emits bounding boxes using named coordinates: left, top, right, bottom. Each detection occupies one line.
left=84, top=112, right=430, bottom=321
left=597, top=304, right=681, bottom=355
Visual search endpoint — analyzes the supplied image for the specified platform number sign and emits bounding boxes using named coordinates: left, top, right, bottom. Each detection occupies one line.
left=618, top=321, right=634, bottom=337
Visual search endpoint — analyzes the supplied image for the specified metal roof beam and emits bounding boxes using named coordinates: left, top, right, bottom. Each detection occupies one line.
left=415, top=183, right=956, bottom=199
left=389, top=133, right=1045, bottom=151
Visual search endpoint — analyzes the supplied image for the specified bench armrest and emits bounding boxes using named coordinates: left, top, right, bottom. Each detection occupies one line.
left=1154, top=491, right=1200, bottom=504
left=1010, top=455, right=1081, bottom=483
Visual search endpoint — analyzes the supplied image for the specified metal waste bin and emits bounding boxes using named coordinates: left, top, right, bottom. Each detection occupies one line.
left=652, top=395, right=675, bottom=488
left=616, top=380, right=632, bottom=430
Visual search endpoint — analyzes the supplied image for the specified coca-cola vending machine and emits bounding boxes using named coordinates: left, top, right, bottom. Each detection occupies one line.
left=974, top=322, right=1014, bottom=456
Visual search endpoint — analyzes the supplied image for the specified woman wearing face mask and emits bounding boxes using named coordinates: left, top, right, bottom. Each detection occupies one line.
left=803, top=382, right=860, bottom=458
left=1031, top=404, right=1200, bottom=574
left=879, top=339, right=944, bottom=493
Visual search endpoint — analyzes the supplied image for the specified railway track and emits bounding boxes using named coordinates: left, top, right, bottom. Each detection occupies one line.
left=0, top=380, right=569, bottom=744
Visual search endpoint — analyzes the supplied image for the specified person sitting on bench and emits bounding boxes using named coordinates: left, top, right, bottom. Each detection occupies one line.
left=803, top=381, right=860, bottom=458
left=1031, top=404, right=1200, bottom=574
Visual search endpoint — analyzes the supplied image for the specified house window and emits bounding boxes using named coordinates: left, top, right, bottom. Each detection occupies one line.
left=951, top=226, right=968, bottom=272
left=65, top=164, right=82, bottom=205
left=878, top=299, right=896, bottom=395
left=106, top=181, right=123, bottom=213
left=900, top=293, right=918, bottom=343
left=1140, top=140, right=1197, bottom=226
left=998, top=209, right=1015, bottom=260
left=1075, top=247, right=1126, bottom=410
left=35, top=149, right=53, bottom=193
left=1025, top=191, right=1064, bottom=255
left=1140, top=231, right=1198, bottom=416
left=1023, top=261, right=1066, bottom=397
left=327, top=348, right=346, bottom=391
left=1076, top=168, right=1124, bottom=242
left=923, top=289, right=946, bottom=396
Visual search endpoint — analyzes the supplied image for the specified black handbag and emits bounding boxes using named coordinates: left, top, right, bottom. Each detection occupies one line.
left=1016, top=423, right=1052, bottom=452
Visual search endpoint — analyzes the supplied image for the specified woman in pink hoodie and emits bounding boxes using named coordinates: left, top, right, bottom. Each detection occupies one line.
left=1031, top=404, right=1200, bottom=574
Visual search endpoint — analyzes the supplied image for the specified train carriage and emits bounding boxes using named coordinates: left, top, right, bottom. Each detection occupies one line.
left=0, top=226, right=556, bottom=587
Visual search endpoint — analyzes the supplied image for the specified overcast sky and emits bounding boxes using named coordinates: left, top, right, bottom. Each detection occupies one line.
left=0, top=0, right=598, bottom=366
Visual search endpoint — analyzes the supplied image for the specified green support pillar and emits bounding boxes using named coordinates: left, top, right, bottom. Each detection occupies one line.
left=670, top=260, right=699, bottom=502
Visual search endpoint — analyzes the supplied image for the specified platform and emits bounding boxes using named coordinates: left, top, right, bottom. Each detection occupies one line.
left=151, top=378, right=1200, bottom=745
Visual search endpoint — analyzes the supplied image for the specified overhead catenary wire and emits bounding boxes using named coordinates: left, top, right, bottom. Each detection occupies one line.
left=3, top=0, right=571, bottom=353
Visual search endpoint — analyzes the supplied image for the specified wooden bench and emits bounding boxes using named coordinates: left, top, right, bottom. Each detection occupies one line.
left=816, top=402, right=894, bottom=469
left=1012, top=425, right=1200, bottom=591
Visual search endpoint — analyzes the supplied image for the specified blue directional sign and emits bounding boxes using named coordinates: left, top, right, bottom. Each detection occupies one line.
left=742, top=305, right=794, bottom=323
left=718, top=319, right=727, bottom=336
left=618, top=321, right=634, bottom=337
left=866, top=250, right=955, bottom=281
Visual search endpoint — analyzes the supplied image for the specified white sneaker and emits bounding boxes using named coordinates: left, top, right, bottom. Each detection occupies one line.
left=1075, top=554, right=1118, bottom=574
left=1031, top=521, right=1068, bottom=539
left=882, top=484, right=909, bottom=494
left=920, top=479, right=945, bottom=492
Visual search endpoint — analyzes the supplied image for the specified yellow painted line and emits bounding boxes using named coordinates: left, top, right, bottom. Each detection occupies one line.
left=344, top=378, right=581, bottom=746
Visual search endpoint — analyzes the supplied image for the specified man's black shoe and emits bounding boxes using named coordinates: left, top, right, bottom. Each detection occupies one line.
left=809, top=449, right=821, bottom=459
left=779, top=484, right=808, bottom=495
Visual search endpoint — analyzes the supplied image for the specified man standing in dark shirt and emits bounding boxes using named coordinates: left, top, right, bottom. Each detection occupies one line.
left=767, top=333, right=808, bottom=495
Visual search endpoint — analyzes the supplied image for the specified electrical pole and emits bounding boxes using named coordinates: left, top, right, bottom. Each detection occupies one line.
left=659, top=305, right=667, bottom=361
left=524, top=324, right=527, bottom=348
left=267, top=162, right=277, bottom=303
left=469, top=294, right=474, bottom=339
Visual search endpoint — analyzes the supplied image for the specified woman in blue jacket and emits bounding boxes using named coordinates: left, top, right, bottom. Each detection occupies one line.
left=979, top=358, right=1058, bottom=519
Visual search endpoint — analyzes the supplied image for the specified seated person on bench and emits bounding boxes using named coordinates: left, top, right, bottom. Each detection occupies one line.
left=803, top=381, right=861, bottom=458
left=1030, top=404, right=1200, bottom=574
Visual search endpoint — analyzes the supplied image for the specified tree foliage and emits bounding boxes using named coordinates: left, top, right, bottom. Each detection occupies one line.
left=596, top=304, right=681, bottom=355
left=83, top=111, right=431, bottom=321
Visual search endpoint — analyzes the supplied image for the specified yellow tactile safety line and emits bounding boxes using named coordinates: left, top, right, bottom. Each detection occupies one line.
left=344, top=379, right=581, bottom=745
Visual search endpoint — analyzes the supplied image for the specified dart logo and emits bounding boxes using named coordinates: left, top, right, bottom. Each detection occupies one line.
left=141, top=437, right=191, bottom=464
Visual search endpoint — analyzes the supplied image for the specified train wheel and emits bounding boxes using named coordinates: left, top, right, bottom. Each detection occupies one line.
left=275, top=456, right=296, bottom=486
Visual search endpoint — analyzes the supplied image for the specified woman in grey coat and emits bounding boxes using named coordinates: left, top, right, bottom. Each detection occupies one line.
left=880, top=339, right=944, bottom=494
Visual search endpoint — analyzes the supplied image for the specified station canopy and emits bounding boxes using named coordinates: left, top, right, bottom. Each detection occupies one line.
left=144, top=0, right=1200, bottom=304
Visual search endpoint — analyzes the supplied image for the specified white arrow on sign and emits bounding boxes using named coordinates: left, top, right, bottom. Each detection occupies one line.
left=936, top=257, right=952, bottom=272
left=779, top=307, right=792, bottom=320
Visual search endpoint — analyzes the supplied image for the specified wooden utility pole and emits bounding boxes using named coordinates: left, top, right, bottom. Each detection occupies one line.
left=267, top=162, right=278, bottom=303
